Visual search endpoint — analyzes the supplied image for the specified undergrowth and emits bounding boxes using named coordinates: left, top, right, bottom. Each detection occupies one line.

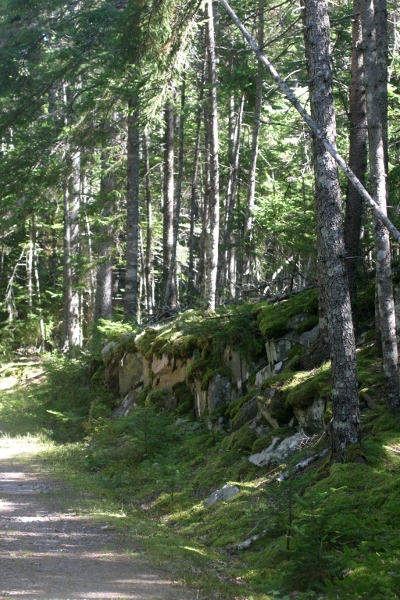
left=0, top=291, right=399, bottom=600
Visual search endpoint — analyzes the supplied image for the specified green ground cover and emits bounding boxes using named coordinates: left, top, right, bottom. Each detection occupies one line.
left=0, top=293, right=399, bottom=599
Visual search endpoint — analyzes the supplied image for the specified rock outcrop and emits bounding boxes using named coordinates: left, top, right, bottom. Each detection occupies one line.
left=100, top=292, right=327, bottom=440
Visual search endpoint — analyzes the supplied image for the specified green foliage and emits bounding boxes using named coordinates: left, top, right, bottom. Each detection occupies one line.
left=220, top=425, right=257, bottom=452
left=295, top=314, right=319, bottom=336
left=258, top=289, right=318, bottom=339
left=2, top=339, right=400, bottom=600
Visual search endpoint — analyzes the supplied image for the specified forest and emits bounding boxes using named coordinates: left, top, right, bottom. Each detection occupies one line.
left=1, top=0, right=400, bottom=598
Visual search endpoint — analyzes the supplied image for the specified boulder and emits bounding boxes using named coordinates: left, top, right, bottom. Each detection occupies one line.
left=114, top=389, right=139, bottom=417
left=119, top=352, right=144, bottom=397
left=299, top=324, right=320, bottom=348
left=190, top=378, right=208, bottom=418
left=286, top=313, right=312, bottom=330
left=257, top=388, right=293, bottom=429
left=102, top=341, right=117, bottom=362
left=204, top=484, right=240, bottom=507
left=232, top=396, right=258, bottom=430
left=223, top=347, right=250, bottom=396
left=254, top=364, right=273, bottom=388
left=249, top=432, right=308, bottom=467
left=294, top=397, right=325, bottom=434
left=208, top=374, right=232, bottom=412
left=104, top=356, right=119, bottom=394
left=151, top=354, right=190, bottom=392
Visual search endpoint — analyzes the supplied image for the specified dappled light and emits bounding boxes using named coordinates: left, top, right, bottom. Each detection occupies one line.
left=0, top=437, right=194, bottom=600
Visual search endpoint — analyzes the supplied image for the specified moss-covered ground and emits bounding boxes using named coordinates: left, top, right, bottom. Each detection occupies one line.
left=0, top=292, right=399, bottom=600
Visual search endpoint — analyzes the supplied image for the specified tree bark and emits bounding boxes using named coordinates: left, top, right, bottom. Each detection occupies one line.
left=188, top=85, right=203, bottom=305
left=344, top=0, right=368, bottom=303
left=62, top=149, right=81, bottom=352
left=164, top=77, right=186, bottom=310
left=361, top=0, right=400, bottom=413
left=95, top=124, right=117, bottom=322
left=144, top=130, right=154, bottom=316
left=124, top=97, right=140, bottom=320
left=218, top=0, right=400, bottom=244
left=225, top=94, right=244, bottom=300
left=303, top=0, right=360, bottom=461
left=162, top=99, right=176, bottom=311
left=243, top=0, right=264, bottom=292
left=205, top=0, right=220, bottom=310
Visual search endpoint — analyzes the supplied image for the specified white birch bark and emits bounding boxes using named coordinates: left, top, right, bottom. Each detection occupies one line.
left=205, top=0, right=220, bottom=310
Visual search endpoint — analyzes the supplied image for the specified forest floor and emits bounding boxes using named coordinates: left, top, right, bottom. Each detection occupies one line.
left=0, top=436, right=196, bottom=600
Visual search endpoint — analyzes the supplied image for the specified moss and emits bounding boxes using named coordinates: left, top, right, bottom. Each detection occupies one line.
left=225, top=391, right=256, bottom=420
left=364, top=329, right=376, bottom=342
left=172, top=382, right=195, bottom=416
left=283, top=362, right=331, bottom=409
left=258, top=288, right=318, bottom=339
left=90, top=364, right=105, bottom=386
left=145, top=389, right=170, bottom=408
left=295, top=314, right=319, bottom=336
left=258, top=390, right=294, bottom=424
left=135, top=384, right=152, bottom=406
left=136, top=328, right=159, bottom=360
left=201, top=366, right=231, bottom=390
left=220, top=425, right=257, bottom=452
left=285, top=343, right=303, bottom=371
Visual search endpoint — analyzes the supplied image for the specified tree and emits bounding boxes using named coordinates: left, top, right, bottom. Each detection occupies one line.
left=205, top=0, right=220, bottom=311
left=344, top=0, right=368, bottom=303
left=361, top=0, right=400, bottom=413
left=302, top=0, right=360, bottom=460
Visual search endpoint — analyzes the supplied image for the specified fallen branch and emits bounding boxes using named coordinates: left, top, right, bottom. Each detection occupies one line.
left=218, top=0, right=400, bottom=244
left=235, top=529, right=268, bottom=551
left=276, top=448, right=330, bottom=482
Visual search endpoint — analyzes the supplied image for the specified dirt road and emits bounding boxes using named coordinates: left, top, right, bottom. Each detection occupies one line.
left=0, top=438, right=195, bottom=600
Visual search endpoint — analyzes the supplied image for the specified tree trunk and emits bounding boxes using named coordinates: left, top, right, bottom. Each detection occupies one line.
left=205, top=0, right=220, bottom=310
left=243, top=0, right=264, bottom=292
left=164, top=77, right=186, bottom=310
left=95, top=126, right=116, bottom=322
left=225, top=94, right=244, bottom=300
left=62, top=150, right=81, bottom=352
left=188, top=93, right=203, bottom=306
left=344, top=0, right=368, bottom=303
left=361, top=0, right=400, bottom=413
left=124, top=97, right=140, bottom=320
left=303, top=0, right=360, bottom=461
left=144, top=130, right=154, bottom=316
left=162, top=100, right=176, bottom=311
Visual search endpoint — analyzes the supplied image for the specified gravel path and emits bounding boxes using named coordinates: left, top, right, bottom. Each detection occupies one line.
left=0, top=440, right=195, bottom=600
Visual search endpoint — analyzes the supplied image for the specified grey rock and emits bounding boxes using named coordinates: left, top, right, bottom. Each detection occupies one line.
left=208, top=374, right=232, bottom=412
left=294, top=397, right=326, bottom=434
left=255, top=364, right=273, bottom=387
left=286, top=313, right=312, bottom=330
left=119, top=352, right=144, bottom=397
left=114, top=388, right=139, bottom=417
left=299, top=324, right=320, bottom=348
left=274, top=361, right=283, bottom=374
left=249, top=432, right=308, bottom=467
left=102, top=341, right=117, bottom=361
left=204, top=484, right=240, bottom=507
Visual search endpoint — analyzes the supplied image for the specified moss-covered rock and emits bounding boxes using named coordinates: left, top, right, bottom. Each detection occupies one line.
left=221, top=425, right=257, bottom=452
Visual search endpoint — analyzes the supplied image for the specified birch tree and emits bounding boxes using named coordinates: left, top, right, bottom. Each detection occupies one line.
left=205, top=0, right=220, bottom=310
